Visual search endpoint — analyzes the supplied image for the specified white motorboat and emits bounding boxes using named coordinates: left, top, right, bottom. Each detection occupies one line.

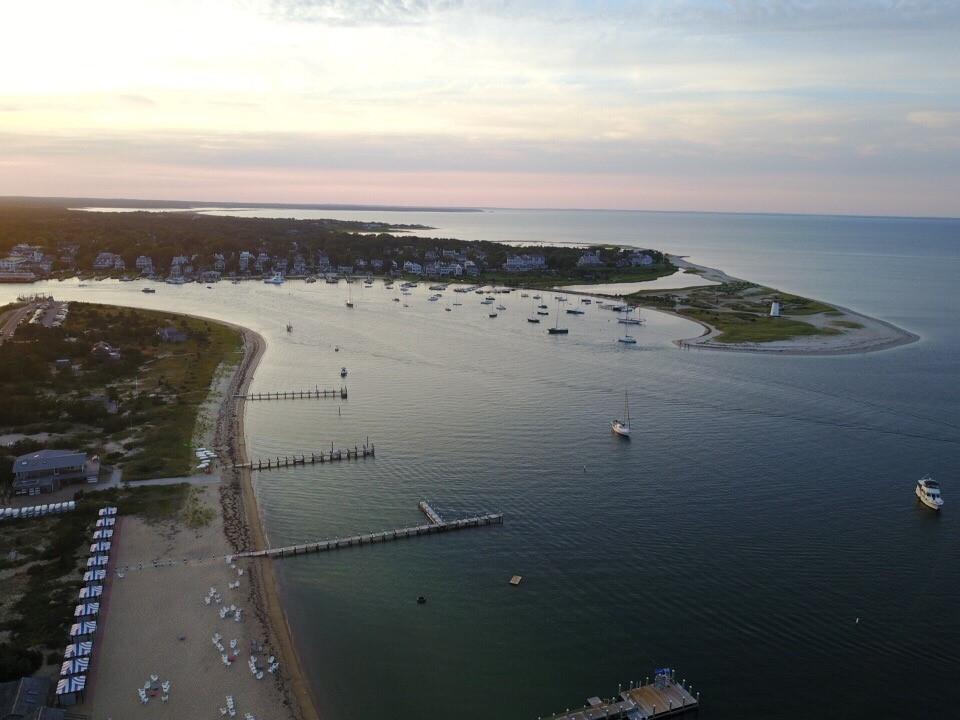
left=611, top=391, right=631, bottom=437
left=916, top=476, right=943, bottom=510
left=340, top=367, right=348, bottom=377
left=264, top=272, right=284, bottom=285
left=618, top=334, right=637, bottom=344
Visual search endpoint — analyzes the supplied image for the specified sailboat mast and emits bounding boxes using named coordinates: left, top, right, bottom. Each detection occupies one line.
left=625, top=390, right=630, bottom=426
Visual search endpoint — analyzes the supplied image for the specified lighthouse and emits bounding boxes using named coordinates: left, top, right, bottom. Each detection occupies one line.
left=770, top=301, right=782, bottom=317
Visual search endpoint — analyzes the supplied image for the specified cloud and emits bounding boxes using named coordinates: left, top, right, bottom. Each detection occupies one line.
left=907, top=110, right=960, bottom=129
left=269, top=0, right=462, bottom=25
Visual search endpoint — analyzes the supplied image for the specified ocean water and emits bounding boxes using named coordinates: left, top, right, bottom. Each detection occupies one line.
left=5, top=209, right=959, bottom=718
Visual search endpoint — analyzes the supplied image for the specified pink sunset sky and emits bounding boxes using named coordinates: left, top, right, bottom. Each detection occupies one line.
left=2, top=0, right=958, bottom=216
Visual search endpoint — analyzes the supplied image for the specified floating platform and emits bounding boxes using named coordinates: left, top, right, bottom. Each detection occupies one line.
left=545, top=670, right=698, bottom=720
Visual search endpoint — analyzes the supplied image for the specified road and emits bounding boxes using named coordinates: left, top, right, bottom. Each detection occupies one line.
left=0, top=303, right=36, bottom=344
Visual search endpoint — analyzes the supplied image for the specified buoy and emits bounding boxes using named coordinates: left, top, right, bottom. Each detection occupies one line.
left=417, top=596, right=427, bottom=605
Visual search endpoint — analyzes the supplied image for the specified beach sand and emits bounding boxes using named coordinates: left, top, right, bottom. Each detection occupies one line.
left=74, top=326, right=320, bottom=720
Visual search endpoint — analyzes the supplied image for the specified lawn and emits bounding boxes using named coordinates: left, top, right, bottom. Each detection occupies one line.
left=680, top=308, right=841, bottom=344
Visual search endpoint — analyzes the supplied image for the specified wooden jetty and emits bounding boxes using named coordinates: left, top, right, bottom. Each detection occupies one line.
left=235, top=507, right=503, bottom=560
left=237, top=443, right=374, bottom=471
left=543, top=670, right=698, bottom=720
left=236, top=385, right=347, bottom=401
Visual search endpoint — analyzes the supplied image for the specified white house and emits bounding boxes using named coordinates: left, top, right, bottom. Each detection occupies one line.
left=577, top=251, right=604, bottom=268
left=403, top=261, right=423, bottom=275
left=503, top=254, right=546, bottom=273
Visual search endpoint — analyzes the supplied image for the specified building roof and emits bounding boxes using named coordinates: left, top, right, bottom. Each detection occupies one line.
left=14, top=450, right=86, bottom=473
left=0, top=676, right=53, bottom=719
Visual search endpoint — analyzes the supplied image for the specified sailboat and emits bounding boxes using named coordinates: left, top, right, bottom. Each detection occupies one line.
left=346, top=284, right=354, bottom=308
left=547, top=300, right=569, bottom=334
left=618, top=306, right=644, bottom=325
left=527, top=295, right=540, bottom=323
left=286, top=322, right=293, bottom=333
left=611, top=391, right=631, bottom=437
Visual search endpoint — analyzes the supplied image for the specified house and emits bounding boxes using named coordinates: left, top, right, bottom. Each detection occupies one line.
left=158, top=326, right=188, bottom=343
left=577, top=251, right=604, bottom=268
left=12, top=449, right=99, bottom=494
left=403, top=261, right=423, bottom=275
left=135, top=255, right=154, bottom=274
left=0, top=676, right=66, bottom=718
left=370, top=258, right=384, bottom=271
left=316, top=253, right=331, bottom=271
left=92, top=252, right=120, bottom=270
left=238, top=251, right=253, bottom=272
left=90, top=341, right=121, bottom=362
left=213, top=253, right=226, bottom=271
left=199, top=270, right=221, bottom=283
left=337, top=265, right=354, bottom=275
left=503, top=254, right=546, bottom=273
left=463, top=260, right=479, bottom=277
left=437, top=262, right=463, bottom=277
left=629, top=251, right=654, bottom=266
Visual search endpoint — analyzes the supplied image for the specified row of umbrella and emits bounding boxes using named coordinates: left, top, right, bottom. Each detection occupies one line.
left=56, top=506, right=118, bottom=705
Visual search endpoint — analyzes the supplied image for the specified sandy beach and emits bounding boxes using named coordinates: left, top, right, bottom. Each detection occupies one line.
left=74, top=325, right=321, bottom=720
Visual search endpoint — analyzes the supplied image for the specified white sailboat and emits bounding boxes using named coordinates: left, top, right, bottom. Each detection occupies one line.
left=611, top=391, right=631, bottom=437
left=346, top=283, right=354, bottom=308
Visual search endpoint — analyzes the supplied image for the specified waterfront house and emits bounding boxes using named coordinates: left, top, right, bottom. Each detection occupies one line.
left=403, top=261, right=423, bottom=275
left=92, top=252, right=120, bottom=270
left=238, top=251, right=253, bottom=272
left=503, top=254, right=546, bottom=273
left=12, top=449, right=99, bottom=494
left=135, top=255, right=154, bottom=274
left=577, top=251, right=604, bottom=267
left=213, top=253, right=226, bottom=271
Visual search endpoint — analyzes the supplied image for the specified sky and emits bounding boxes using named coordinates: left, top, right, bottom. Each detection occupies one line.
left=1, top=0, right=959, bottom=216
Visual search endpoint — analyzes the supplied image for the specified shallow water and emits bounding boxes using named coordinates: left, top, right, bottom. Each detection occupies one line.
left=5, top=209, right=959, bottom=719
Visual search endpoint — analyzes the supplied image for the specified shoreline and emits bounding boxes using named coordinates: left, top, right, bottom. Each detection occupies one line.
left=633, top=255, right=920, bottom=356
left=215, top=324, right=322, bottom=720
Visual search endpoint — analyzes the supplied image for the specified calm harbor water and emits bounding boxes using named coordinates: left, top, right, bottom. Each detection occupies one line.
left=5, top=209, right=959, bottom=718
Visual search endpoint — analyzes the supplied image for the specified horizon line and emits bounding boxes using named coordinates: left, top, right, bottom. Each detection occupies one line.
left=2, top=194, right=958, bottom=223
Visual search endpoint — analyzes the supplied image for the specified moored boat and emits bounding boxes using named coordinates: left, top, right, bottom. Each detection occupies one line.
left=916, top=476, right=943, bottom=510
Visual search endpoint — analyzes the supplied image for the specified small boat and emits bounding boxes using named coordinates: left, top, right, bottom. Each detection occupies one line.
left=452, top=302, right=462, bottom=306
left=141, top=287, right=156, bottom=294
left=232, top=279, right=241, bottom=284
left=206, top=285, right=213, bottom=289
left=532, top=295, right=542, bottom=299
left=489, top=312, right=498, bottom=318
left=305, top=276, right=317, bottom=283
left=537, top=310, right=549, bottom=316
left=393, top=297, right=400, bottom=302
left=346, top=285, right=354, bottom=308
left=566, top=308, right=585, bottom=315
left=527, top=317, right=540, bottom=323
left=286, top=323, right=293, bottom=333
left=340, top=367, right=348, bottom=377
left=496, top=304, right=506, bottom=311
left=264, top=272, right=284, bottom=285
left=417, top=596, right=427, bottom=605
left=618, top=334, right=637, bottom=344
left=916, top=476, right=943, bottom=510
left=611, top=391, right=631, bottom=437
left=334, top=346, right=339, bottom=352
left=556, top=296, right=568, bottom=302
left=581, top=298, right=592, bottom=304
left=445, top=307, right=452, bottom=312
left=520, top=293, right=529, bottom=298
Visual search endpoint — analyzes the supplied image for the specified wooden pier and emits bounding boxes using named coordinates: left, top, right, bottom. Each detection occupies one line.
left=235, top=506, right=503, bottom=560
left=544, top=670, right=698, bottom=720
left=236, top=386, right=347, bottom=401
left=237, top=443, right=375, bottom=471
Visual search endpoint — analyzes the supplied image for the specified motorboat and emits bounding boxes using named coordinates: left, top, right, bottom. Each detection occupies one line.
left=916, top=476, right=943, bottom=510
left=264, top=273, right=284, bottom=285
left=611, top=391, right=631, bottom=437
left=340, top=367, right=348, bottom=377
left=496, top=304, right=506, bottom=311
left=141, top=287, right=156, bottom=293
left=488, top=312, right=498, bottom=318
left=566, top=308, right=585, bottom=315
left=618, top=334, right=637, bottom=344
left=527, top=317, right=540, bottom=323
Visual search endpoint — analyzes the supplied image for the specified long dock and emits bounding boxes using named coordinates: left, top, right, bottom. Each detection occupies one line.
left=543, top=671, right=699, bottom=720
left=236, top=386, right=347, bottom=401
left=235, top=508, right=502, bottom=560
left=237, top=443, right=374, bottom=471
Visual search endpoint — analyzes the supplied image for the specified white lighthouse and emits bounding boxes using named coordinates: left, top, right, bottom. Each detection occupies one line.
left=770, top=301, right=782, bottom=318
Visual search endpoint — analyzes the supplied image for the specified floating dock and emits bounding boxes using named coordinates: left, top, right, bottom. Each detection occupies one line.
left=236, top=386, right=347, bottom=401
left=237, top=443, right=374, bottom=471
left=544, top=670, right=698, bottom=720
left=235, top=506, right=502, bottom=560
